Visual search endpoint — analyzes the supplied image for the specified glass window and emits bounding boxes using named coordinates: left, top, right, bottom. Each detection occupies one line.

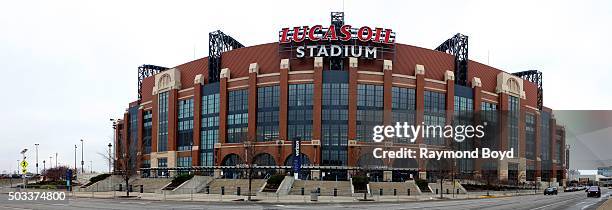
left=356, top=84, right=384, bottom=142
left=177, top=98, right=194, bottom=151
left=143, top=110, right=153, bottom=154
left=201, top=88, right=219, bottom=167
left=525, top=113, right=536, bottom=160
left=257, top=85, right=280, bottom=142
left=424, top=91, right=446, bottom=145
left=288, top=84, right=313, bottom=141
left=391, top=87, right=415, bottom=143
left=157, top=92, right=169, bottom=152
left=228, top=89, right=248, bottom=143
left=321, top=83, right=348, bottom=166
left=454, top=95, right=474, bottom=173
left=508, top=96, right=519, bottom=157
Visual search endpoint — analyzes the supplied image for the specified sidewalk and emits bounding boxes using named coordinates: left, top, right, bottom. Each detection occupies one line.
left=70, top=190, right=539, bottom=204
left=597, top=198, right=612, bottom=210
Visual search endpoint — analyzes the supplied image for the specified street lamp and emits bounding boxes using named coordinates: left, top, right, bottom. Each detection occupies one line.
left=80, top=139, right=84, bottom=174
left=43, top=160, right=46, bottom=172
left=49, top=156, right=52, bottom=169
left=74, top=145, right=78, bottom=172
left=108, top=143, right=113, bottom=173
left=34, top=144, right=39, bottom=175
left=55, top=153, right=58, bottom=167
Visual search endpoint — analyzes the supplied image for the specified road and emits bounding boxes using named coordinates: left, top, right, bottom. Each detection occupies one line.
left=0, top=189, right=609, bottom=210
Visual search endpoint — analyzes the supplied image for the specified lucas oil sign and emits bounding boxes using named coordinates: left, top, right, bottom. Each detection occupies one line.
left=279, top=25, right=396, bottom=60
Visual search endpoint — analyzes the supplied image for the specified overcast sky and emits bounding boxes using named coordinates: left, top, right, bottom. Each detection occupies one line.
left=1, top=0, right=611, bottom=173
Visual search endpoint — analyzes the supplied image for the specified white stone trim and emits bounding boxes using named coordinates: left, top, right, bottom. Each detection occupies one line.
left=288, top=70, right=314, bottom=75
left=481, top=90, right=498, bottom=97
left=228, top=76, right=248, bottom=82
left=424, top=87, right=446, bottom=92
left=152, top=68, right=181, bottom=95
left=357, top=80, right=384, bottom=84
left=357, top=71, right=384, bottom=76
left=178, top=87, right=194, bottom=93
left=525, top=105, right=539, bottom=111
left=178, top=95, right=193, bottom=100
left=383, top=60, right=393, bottom=71
left=314, top=57, right=323, bottom=68
left=349, top=57, right=358, bottom=68
left=257, top=72, right=280, bottom=78
left=444, top=70, right=455, bottom=81
left=424, top=78, right=447, bottom=85
left=391, top=82, right=416, bottom=88
left=249, top=63, right=259, bottom=74
left=392, top=74, right=416, bottom=79
left=415, top=64, right=425, bottom=75
left=496, top=72, right=526, bottom=99
left=228, top=85, right=248, bottom=90
left=472, top=77, right=482, bottom=88
left=257, top=81, right=281, bottom=86
left=280, top=59, right=290, bottom=70
left=288, top=79, right=314, bottom=83
left=220, top=68, right=230, bottom=79
left=482, top=98, right=498, bottom=103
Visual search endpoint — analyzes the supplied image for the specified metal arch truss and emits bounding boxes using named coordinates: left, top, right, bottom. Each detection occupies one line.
left=512, top=70, right=543, bottom=110
left=208, top=30, right=244, bottom=83
left=138, top=64, right=168, bottom=102
left=435, top=33, right=469, bottom=86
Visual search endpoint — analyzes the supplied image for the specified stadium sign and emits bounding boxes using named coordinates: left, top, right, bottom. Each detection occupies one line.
left=279, top=25, right=396, bottom=60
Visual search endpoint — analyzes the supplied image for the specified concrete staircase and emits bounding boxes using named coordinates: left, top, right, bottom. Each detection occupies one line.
left=78, top=175, right=122, bottom=192
left=369, top=180, right=422, bottom=196
left=166, top=176, right=213, bottom=194
left=289, top=180, right=352, bottom=196
left=205, top=179, right=266, bottom=195
left=428, top=181, right=467, bottom=194
left=130, top=178, right=172, bottom=193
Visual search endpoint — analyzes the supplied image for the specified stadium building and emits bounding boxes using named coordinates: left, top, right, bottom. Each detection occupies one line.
left=113, top=13, right=567, bottom=186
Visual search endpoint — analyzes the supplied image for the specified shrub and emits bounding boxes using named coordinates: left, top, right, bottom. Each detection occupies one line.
left=263, top=174, right=285, bottom=192
left=352, top=176, right=369, bottom=192
left=86, top=174, right=111, bottom=186
left=415, top=179, right=430, bottom=192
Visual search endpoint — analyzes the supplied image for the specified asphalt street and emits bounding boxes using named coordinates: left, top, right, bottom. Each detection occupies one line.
left=0, top=189, right=609, bottom=210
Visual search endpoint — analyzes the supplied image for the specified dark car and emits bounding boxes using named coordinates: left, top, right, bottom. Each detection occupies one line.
left=587, top=186, right=601, bottom=198
left=544, top=187, right=558, bottom=195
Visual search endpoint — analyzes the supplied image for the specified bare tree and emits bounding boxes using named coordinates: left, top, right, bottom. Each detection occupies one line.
left=97, top=151, right=113, bottom=173
left=116, top=144, right=144, bottom=197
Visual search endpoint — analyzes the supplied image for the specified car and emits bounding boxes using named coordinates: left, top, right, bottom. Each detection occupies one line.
left=544, top=187, right=558, bottom=195
left=587, top=186, right=601, bottom=197
left=564, top=187, right=576, bottom=192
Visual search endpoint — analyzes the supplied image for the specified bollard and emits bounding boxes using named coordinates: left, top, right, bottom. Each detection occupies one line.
left=446, top=189, right=449, bottom=194
left=394, top=189, right=397, bottom=196
left=221, top=186, right=225, bottom=195
left=333, top=188, right=337, bottom=197
left=237, top=187, right=241, bottom=196
left=301, top=187, right=305, bottom=195
left=407, top=188, right=411, bottom=196
left=317, top=187, right=320, bottom=194
left=435, top=189, right=438, bottom=194
left=140, top=185, right=144, bottom=193
left=457, top=189, right=460, bottom=194
left=379, top=188, right=383, bottom=196
left=206, top=186, right=210, bottom=194
left=119, top=184, right=122, bottom=192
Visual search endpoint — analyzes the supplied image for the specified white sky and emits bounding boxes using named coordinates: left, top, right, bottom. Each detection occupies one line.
left=1, top=0, right=611, bottom=173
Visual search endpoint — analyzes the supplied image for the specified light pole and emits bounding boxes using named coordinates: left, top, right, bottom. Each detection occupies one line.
left=81, top=139, right=84, bottom=174
left=49, top=156, right=52, bottom=169
left=108, top=143, right=113, bottom=173
left=55, top=153, right=58, bottom=167
left=90, top=160, right=93, bottom=173
left=74, top=145, right=78, bottom=172
left=43, top=160, right=46, bottom=172
left=35, top=144, right=39, bottom=175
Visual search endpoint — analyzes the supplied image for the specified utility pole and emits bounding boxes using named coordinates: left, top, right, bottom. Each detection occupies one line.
left=43, top=160, right=46, bottom=172
left=81, top=139, right=85, bottom=174
left=49, top=156, right=52, bottom=169
left=55, top=153, right=58, bottom=167
left=35, top=144, right=39, bottom=174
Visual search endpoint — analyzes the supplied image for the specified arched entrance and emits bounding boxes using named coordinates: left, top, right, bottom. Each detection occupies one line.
left=357, top=153, right=384, bottom=182
left=284, top=154, right=311, bottom=179
left=221, top=153, right=242, bottom=179
left=392, top=158, right=419, bottom=182
left=252, top=153, right=277, bottom=179
left=426, top=159, right=450, bottom=182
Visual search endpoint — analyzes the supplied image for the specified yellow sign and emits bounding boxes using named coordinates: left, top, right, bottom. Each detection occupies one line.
left=21, top=168, right=27, bottom=174
left=20, top=160, right=28, bottom=168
